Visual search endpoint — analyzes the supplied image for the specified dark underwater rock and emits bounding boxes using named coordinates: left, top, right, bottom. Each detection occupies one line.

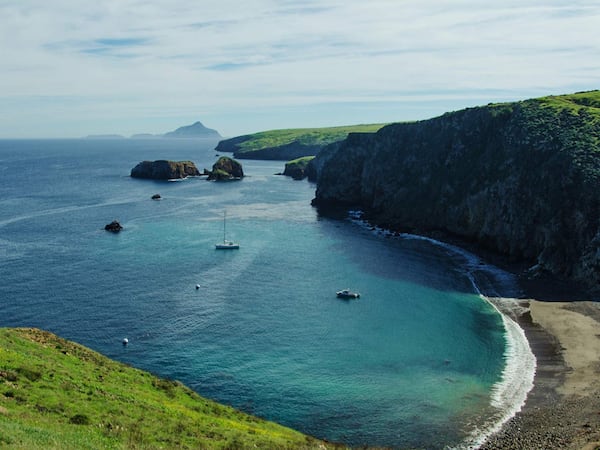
left=104, top=220, right=123, bottom=232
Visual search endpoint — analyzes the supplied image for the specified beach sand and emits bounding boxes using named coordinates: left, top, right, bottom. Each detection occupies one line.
left=480, top=299, right=600, bottom=449
left=433, top=234, right=600, bottom=449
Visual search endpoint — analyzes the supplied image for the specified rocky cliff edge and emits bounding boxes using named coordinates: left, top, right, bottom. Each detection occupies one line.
left=312, top=92, right=600, bottom=292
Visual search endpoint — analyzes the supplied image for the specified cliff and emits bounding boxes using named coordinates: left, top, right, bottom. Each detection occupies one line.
left=312, top=91, right=600, bottom=291
left=130, top=160, right=200, bottom=180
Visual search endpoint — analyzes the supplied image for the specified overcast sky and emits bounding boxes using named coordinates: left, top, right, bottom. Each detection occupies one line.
left=1, top=0, right=598, bottom=138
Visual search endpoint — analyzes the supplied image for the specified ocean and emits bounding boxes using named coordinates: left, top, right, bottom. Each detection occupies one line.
left=0, top=138, right=534, bottom=449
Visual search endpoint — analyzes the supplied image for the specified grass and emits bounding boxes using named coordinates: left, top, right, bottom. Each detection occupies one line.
left=286, top=156, right=315, bottom=166
left=535, top=90, right=600, bottom=114
left=233, top=124, right=388, bottom=154
left=0, top=328, right=340, bottom=449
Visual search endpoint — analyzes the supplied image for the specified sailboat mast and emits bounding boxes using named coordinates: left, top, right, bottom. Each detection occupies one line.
left=215, top=210, right=239, bottom=249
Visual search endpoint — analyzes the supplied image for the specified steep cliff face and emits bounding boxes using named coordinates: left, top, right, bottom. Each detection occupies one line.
left=313, top=92, right=600, bottom=290
left=234, top=141, right=321, bottom=160
left=215, top=135, right=319, bottom=160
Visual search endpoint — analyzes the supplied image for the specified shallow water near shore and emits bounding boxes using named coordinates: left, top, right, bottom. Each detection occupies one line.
left=0, top=139, right=533, bottom=448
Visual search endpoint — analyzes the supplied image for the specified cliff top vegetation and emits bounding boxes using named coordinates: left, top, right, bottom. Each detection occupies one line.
left=217, top=124, right=387, bottom=157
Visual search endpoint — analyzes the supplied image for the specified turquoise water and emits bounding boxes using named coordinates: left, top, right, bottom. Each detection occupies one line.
left=0, top=139, right=529, bottom=448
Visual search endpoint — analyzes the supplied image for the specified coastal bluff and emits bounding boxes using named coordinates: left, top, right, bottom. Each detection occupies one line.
left=130, top=160, right=200, bottom=180
left=311, top=91, right=600, bottom=292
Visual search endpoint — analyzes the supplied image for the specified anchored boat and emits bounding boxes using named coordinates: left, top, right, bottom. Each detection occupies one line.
left=215, top=211, right=239, bottom=250
left=336, top=289, right=360, bottom=299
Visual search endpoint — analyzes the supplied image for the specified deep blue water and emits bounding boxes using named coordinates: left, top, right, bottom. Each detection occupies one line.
left=0, top=139, right=530, bottom=449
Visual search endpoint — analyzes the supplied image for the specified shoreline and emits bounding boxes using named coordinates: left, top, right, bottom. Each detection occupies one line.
left=471, top=262, right=600, bottom=448
left=480, top=299, right=600, bottom=449
left=344, top=212, right=600, bottom=448
left=441, top=233, right=600, bottom=449
left=394, top=224, right=600, bottom=448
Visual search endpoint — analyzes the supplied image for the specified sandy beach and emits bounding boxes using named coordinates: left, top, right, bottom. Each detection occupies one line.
left=480, top=299, right=600, bottom=449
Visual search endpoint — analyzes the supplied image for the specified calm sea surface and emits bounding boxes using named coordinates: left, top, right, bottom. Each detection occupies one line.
left=0, top=139, right=533, bottom=449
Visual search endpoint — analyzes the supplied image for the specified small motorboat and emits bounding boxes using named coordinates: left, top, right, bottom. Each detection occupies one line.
left=336, top=289, right=360, bottom=299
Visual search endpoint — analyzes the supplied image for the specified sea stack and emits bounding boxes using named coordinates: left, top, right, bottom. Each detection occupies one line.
left=207, top=156, right=244, bottom=181
left=130, top=160, right=200, bottom=180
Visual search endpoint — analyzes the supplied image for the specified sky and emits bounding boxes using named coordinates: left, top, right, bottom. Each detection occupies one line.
left=1, top=0, right=599, bottom=138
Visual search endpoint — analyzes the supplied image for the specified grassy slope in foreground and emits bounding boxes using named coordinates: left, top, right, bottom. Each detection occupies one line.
left=216, top=124, right=387, bottom=158
left=0, top=328, right=335, bottom=449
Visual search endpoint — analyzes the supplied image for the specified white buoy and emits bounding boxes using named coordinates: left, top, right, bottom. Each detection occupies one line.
left=195, top=284, right=200, bottom=290
left=122, top=337, right=129, bottom=345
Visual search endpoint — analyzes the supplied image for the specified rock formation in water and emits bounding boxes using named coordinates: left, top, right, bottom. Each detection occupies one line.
left=130, top=160, right=200, bottom=180
left=283, top=156, right=315, bottom=180
left=312, top=91, right=600, bottom=292
left=207, top=156, right=244, bottom=181
left=104, top=220, right=123, bottom=232
left=163, top=121, right=221, bottom=138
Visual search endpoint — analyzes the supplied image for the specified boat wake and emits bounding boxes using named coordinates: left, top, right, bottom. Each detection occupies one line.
left=346, top=210, right=536, bottom=449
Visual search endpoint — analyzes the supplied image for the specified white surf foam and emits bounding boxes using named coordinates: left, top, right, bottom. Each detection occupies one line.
left=345, top=210, right=536, bottom=449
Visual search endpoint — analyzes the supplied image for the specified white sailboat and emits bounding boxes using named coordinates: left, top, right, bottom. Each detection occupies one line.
left=215, top=211, right=239, bottom=250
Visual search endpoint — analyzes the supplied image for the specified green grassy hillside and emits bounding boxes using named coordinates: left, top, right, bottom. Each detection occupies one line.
left=215, top=124, right=387, bottom=160
left=0, top=328, right=337, bottom=449
left=233, top=124, right=387, bottom=153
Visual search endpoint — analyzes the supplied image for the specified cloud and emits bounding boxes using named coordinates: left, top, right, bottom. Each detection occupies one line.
left=0, top=0, right=599, bottom=137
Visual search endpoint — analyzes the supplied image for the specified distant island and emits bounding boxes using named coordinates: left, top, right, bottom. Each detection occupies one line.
left=85, top=121, right=221, bottom=139
left=84, top=134, right=126, bottom=139
left=164, top=121, right=221, bottom=138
